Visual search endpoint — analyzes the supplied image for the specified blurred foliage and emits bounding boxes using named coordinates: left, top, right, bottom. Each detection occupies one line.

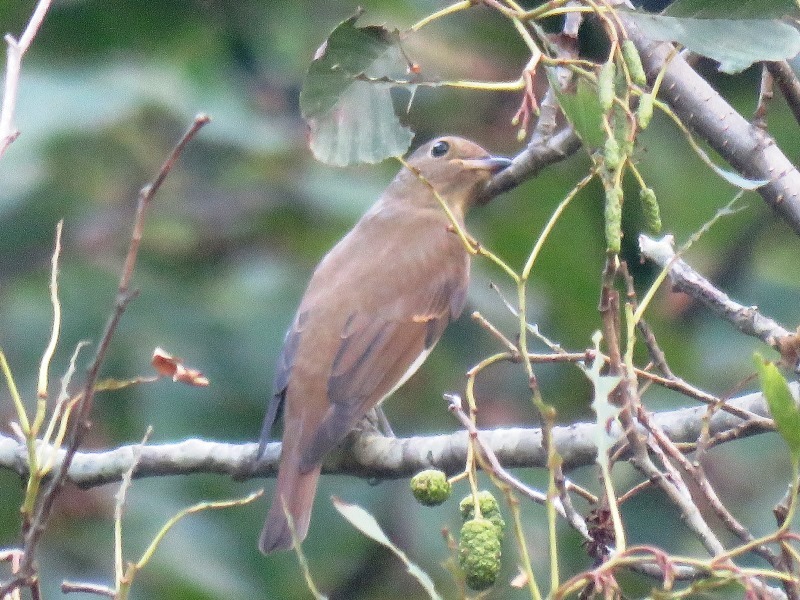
left=1, top=1, right=799, bottom=599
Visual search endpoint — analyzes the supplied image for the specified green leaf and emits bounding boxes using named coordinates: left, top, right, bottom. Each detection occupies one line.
left=624, top=12, right=800, bottom=74
left=547, top=69, right=606, bottom=149
left=665, top=0, right=799, bottom=19
left=332, top=497, right=443, bottom=600
left=300, top=11, right=414, bottom=166
left=754, top=354, right=800, bottom=459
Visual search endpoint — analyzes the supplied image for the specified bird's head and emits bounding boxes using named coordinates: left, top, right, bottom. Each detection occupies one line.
left=398, top=136, right=512, bottom=214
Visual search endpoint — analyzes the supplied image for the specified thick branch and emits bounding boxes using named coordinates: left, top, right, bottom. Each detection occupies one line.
left=485, top=127, right=581, bottom=198
left=0, top=386, right=778, bottom=487
left=621, top=14, right=800, bottom=235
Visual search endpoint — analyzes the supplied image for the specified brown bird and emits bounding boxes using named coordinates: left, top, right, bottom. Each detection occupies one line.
left=257, top=136, right=511, bottom=553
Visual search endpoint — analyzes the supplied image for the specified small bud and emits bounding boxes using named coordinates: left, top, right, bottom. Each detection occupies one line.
left=637, top=93, right=654, bottom=129
left=459, top=518, right=502, bottom=591
left=622, top=40, right=647, bottom=86
left=459, top=491, right=505, bottom=542
left=639, top=187, right=662, bottom=233
left=410, top=470, right=451, bottom=506
left=598, top=61, right=616, bottom=111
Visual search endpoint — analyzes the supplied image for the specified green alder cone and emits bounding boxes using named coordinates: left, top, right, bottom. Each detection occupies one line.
left=622, top=40, right=647, bottom=86
left=604, top=186, right=623, bottom=254
left=459, top=518, right=502, bottom=591
left=459, top=491, right=506, bottom=542
left=639, top=187, right=662, bottom=233
left=637, top=93, right=654, bottom=129
left=410, top=469, right=452, bottom=506
left=598, top=60, right=616, bottom=111
left=603, top=136, right=623, bottom=170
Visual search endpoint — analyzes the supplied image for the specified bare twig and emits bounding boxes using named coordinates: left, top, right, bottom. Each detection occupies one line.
left=637, top=405, right=779, bottom=567
left=471, top=311, right=520, bottom=356
left=639, top=235, right=792, bottom=347
left=0, top=0, right=53, bottom=158
left=766, top=61, right=800, bottom=128
left=635, top=369, right=772, bottom=426
left=754, top=65, right=774, bottom=130
left=447, top=393, right=591, bottom=539
left=4, top=114, right=211, bottom=598
left=60, top=582, right=116, bottom=597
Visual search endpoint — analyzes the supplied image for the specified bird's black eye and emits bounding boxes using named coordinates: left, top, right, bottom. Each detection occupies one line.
left=430, top=140, right=450, bottom=158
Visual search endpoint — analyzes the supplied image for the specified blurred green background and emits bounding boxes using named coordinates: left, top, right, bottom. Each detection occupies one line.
left=1, top=1, right=799, bottom=598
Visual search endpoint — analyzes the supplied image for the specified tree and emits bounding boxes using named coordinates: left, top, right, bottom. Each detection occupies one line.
left=1, top=0, right=800, bottom=598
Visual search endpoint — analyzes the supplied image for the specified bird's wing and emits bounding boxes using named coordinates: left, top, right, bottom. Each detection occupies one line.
left=257, top=311, right=307, bottom=456
left=298, top=273, right=466, bottom=471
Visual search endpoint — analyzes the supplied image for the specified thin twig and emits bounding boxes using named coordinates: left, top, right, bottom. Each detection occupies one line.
left=447, top=394, right=590, bottom=540
left=9, top=114, right=211, bottom=596
left=471, top=311, right=520, bottom=356
left=754, top=65, right=774, bottom=130
left=766, top=61, right=800, bottom=128
left=635, top=369, right=772, bottom=426
left=60, top=582, right=116, bottom=597
left=637, top=405, right=779, bottom=567
left=620, top=262, right=675, bottom=378
left=0, top=0, right=53, bottom=158
left=639, top=235, right=792, bottom=347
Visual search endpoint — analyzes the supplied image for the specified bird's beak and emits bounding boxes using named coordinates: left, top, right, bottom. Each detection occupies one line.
left=457, top=156, right=513, bottom=174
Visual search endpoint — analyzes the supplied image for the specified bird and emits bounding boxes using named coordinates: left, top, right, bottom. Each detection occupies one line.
left=257, top=136, right=512, bottom=553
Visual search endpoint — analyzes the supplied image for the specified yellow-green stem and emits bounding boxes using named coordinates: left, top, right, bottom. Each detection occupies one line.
left=544, top=422, right=559, bottom=591
left=464, top=372, right=484, bottom=518
left=521, top=171, right=593, bottom=281
left=505, top=487, right=543, bottom=600
left=136, top=491, right=262, bottom=569
left=521, top=0, right=595, bottom=21
left=1, top=348, right=43, bottom=516
left=410, top=0, right=473, bottom=31
left=398, top=156, right=521, bottom=283
left=439, top=78, right=525, bottom=91
left=1, top=348, right=29, bottom=434
left=601, top=459, right=627, bottom=553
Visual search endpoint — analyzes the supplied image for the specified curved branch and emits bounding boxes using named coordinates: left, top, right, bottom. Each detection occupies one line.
left=0, top=386, right=777, bottom=488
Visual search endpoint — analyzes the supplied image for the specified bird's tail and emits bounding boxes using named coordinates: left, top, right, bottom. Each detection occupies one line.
left=259, top=459, right=321, bottom=554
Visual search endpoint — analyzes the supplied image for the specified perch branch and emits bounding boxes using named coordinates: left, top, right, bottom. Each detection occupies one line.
left=0, top=384, right=779, bottom=487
